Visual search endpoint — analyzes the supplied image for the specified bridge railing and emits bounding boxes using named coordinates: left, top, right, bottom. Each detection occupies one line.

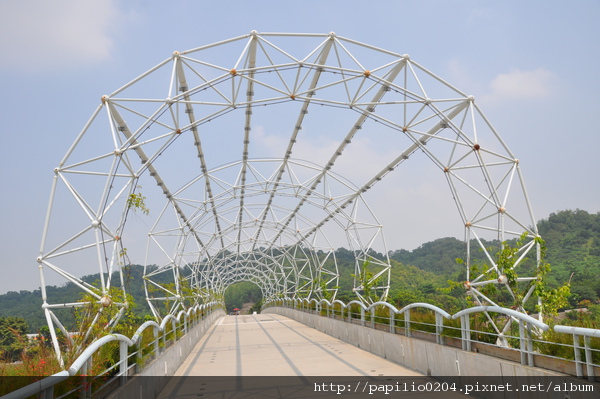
left=265, top=298, right=600, bottom=381
left=3, top=302, right=222, bottom=399
left=554, top=325, right=600, bottom=380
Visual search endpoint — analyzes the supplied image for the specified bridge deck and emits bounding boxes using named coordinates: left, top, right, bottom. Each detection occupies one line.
left=156, top=314, right=475, bottom=398
left=175, top=313, right=423, bottom=377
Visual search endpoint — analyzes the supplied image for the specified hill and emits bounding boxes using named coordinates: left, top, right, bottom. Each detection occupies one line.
left=537, top=209, right=600, bottom=304
left=0, top=266, right=153, bottom=333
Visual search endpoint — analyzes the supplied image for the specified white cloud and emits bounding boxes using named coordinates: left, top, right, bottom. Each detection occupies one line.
left=488, top=68, right=556, bottom=100
left=0, top=0, right=120, bottom=71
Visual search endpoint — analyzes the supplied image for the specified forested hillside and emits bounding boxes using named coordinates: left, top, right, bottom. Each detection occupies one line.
left=1, top=209, right=597, bottom=333
left=537, top=209, right=600, bottom=304
left=0, top=266, right=155, bottom=333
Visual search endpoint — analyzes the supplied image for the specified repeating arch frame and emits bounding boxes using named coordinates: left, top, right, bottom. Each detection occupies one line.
left=37, top=31, right=542, bottom=360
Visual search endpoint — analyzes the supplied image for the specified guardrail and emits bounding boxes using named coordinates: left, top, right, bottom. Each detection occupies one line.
left=264, top=298, right=600, bottom=381
left=3, top=302, right=222, bottom=399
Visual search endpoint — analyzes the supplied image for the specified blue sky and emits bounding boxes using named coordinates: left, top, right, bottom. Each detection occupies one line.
left=0, top=0, right=598, bottom=294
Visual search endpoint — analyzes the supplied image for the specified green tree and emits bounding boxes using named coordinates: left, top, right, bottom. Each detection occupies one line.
left=0, top=316, right=29, bottom=362
left=351, top=261, right=382, bottom=303
left=224, top=282, right=262, bottom=313
left=456, top=233, right=570, bottom=319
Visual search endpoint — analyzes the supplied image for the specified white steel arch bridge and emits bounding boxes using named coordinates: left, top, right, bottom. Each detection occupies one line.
left=37, top=31, right=542, bottom=362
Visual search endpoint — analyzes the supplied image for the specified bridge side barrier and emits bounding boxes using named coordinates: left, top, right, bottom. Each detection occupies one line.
left=264, top=298, right=600, bottom=380
left=554, top=325, right=600, bottom=381
left=281, top=298, right=452, bottom=345
left=3, top=302, right=224, bottom=399
left=451, top=306, right=548, bottom=367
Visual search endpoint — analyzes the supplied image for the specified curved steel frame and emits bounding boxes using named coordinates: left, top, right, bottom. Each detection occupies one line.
left=37, top=31, right=542, bottom=360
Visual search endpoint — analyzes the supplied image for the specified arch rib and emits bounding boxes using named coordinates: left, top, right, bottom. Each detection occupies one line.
left=251, top=36, right=335, bottom=250
left=268, top=59, right=407, bottom=247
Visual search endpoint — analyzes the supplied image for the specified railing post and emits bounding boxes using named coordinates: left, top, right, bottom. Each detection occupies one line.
left=370, top=307, right=375, bottom=329
left=360, top=306, right=365, bottom=327
left=526, top=325, right=534, bottom=367
left=347, top=306, right=352, bottom=323
left=119, top=340, right=128, bottom=384
left=584, top=335, right=594, bottom=381
left=153, top=325, right=159, bottom=357
left=573, top=334, right=583, bottom=378
left=518, top=320, right=526, bottom=365
left=79, top=357, right=92, bottom=399
left=79, top=361, right=86, bottom=399
left=460, top=314, right=470, bottom=351
left=436, top=313, right=444, bottom=345
left=390, top=311, right=395, bottom=334
left=405, top=310, right=411, bottom=338
left=172, top=319, right=177, bottom=342
left=135, top=339, right=143, bottom=373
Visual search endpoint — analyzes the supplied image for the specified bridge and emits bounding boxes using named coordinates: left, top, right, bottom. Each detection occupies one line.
left=8, top=32, right=599, bottom=398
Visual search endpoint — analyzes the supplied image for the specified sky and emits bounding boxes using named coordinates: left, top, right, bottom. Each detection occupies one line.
left=0, top=0, right=598, bottom=294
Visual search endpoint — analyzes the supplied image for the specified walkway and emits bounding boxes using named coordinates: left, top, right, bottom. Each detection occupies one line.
left=157, top=314, right=468, bottom=398
left=176, top=313, right=423, bottom=376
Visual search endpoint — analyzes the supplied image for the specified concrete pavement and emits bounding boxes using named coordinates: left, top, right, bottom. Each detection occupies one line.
left=156, top=314, right=470, bottom=398
left=174, top=313, right=423, bottom=377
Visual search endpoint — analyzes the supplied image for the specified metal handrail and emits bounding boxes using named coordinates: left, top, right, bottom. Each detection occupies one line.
left=554, top=325, right=600, bottom=380
left=452, top=306, right=549, bottom=331
left=3, top=302, right=222, bottom=399
left=264, top=298, right=600, bottom=380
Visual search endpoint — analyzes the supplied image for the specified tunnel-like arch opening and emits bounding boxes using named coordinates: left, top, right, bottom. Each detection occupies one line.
left=224, top=281, right=263, bottom=314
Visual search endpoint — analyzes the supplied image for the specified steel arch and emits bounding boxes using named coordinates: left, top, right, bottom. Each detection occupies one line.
left=38, top=31, right=542, bottom=360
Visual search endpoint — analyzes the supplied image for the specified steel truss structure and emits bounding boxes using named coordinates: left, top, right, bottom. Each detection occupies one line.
left=38, top=31, right=542, bottom=359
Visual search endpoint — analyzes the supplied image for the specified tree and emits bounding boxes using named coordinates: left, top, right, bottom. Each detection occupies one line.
left=456, top=233, right=570, bottom=320
left=351, top=260, right=382, bottom=304
left=0, top=316, right=29, bottom=362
